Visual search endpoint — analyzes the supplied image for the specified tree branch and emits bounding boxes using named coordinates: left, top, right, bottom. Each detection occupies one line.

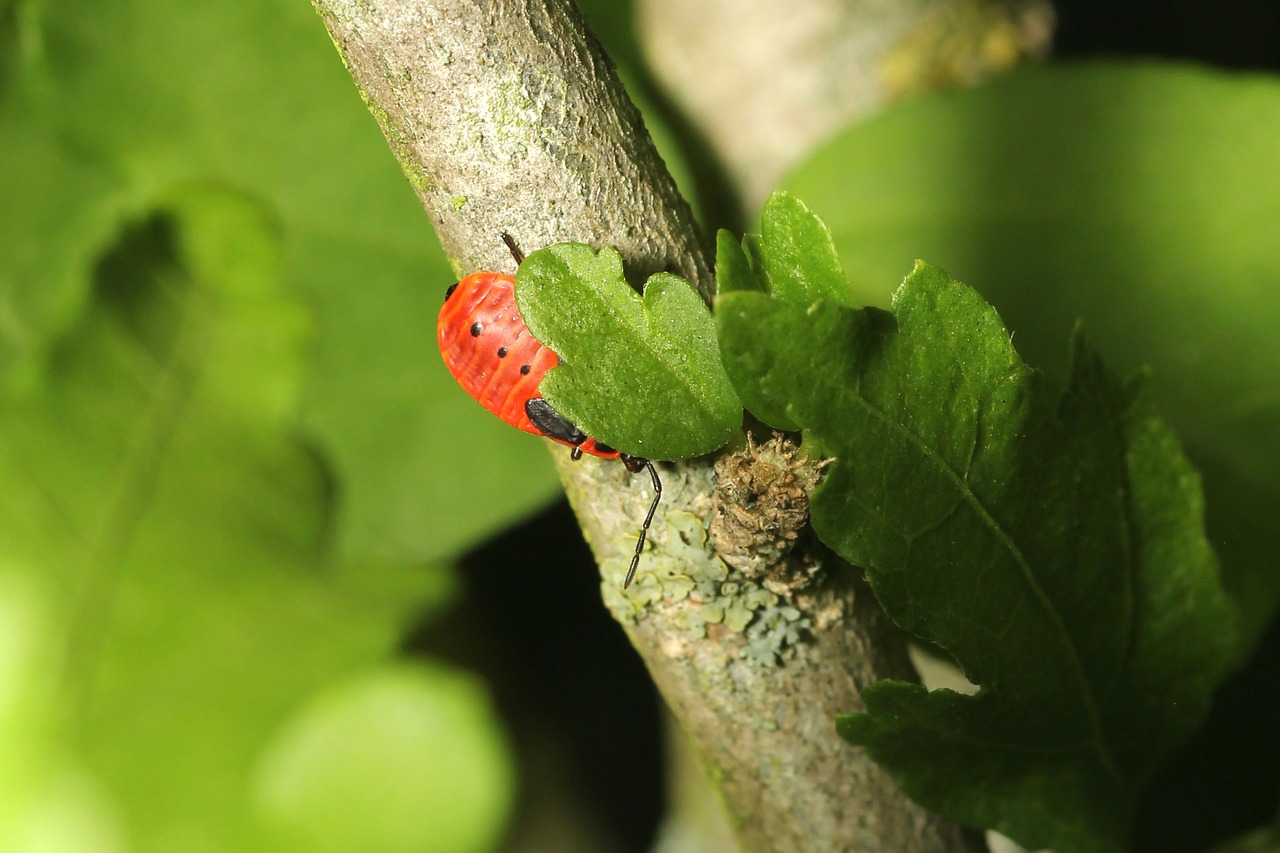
left=639, top=0, right=1055, bottom=209
left=312, top=0, right=710, bottom=291
left=311, top=1, right=982, bottom=849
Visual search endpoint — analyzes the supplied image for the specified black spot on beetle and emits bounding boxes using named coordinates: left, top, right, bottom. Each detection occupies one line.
left=445, top=283, right=458, bottom=301
left=520, top=364, right=531, bottom=375
left=470, top=321, right=482, bottom=337
left=498, top=346, right=509, bottom=358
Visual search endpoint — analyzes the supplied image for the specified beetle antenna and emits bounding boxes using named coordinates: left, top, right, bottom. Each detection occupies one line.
left=501, top=232, right=525, bottom=265
left=623, top=460, right=662, bottom=588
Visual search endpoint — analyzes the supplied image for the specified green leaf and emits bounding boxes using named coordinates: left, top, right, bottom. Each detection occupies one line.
left=1205, top=821, right=1280, bottom=853
left=717, top=260, right=1238, bottom=852
left=755, top=191, right=854, bottom=306
left=785, top=61, right=1280, bottom=646
left=0, top=0, right=560, bottom=566
left=714, top=228, right=765, bottom=295
left=0, top=574, right=124, bottom=852
left=715, top=191, right=852, bottom=305
left=0, top=186, right=510, bottom=850
left=714, top=229, right=796, bottom=431
left=713, top=191, right=857, bottom=430
left=516, top=242, right=741, bottom=460
left=252, top=664, right=513, bottom=853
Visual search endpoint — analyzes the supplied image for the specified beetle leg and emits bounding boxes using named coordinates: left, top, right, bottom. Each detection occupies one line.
left=623, top=458, right=661, bottom=588
left=501, top=232, right=526, bottom=265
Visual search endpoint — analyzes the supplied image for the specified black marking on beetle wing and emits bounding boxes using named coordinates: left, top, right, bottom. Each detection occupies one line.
left=445, top=283, right=458, bottom=301
left=519, top=364, right=531, bottom=375
left=497, top=346, right=509, bottom=358
left=525, top=398, right=587, bottom=445
left=469, top=321, right=483, bottom=337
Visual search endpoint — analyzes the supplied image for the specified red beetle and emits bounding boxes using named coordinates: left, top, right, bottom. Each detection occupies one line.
left=437, top=234, right=661, bottom=587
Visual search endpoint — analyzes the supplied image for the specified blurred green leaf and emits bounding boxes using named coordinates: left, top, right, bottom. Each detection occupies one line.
left=516, top=242, right=741, bottom=460
left=785, top=61, right=1280, bottom=645
left=0, top=184, right=506, bottom=849
left=0, top=0, right=559, bottom=566
left=0, top=574, right=124, bottom=852
left=1206, top=820, right=1280, bottom=853
left=718, top=260, right=1238, bottom=852
left=253, top=664, right=513, bottom=853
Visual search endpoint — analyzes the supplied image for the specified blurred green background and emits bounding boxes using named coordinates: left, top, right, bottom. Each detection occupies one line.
left=0, top=0, right=548, bottom=849
left=3, top=0, right=1280, bottom=851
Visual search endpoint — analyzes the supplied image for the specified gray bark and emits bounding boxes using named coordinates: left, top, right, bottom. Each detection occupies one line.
left=312, top=0, right=710, bottom=292
left=639, top=0, right=1055, bottom=210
